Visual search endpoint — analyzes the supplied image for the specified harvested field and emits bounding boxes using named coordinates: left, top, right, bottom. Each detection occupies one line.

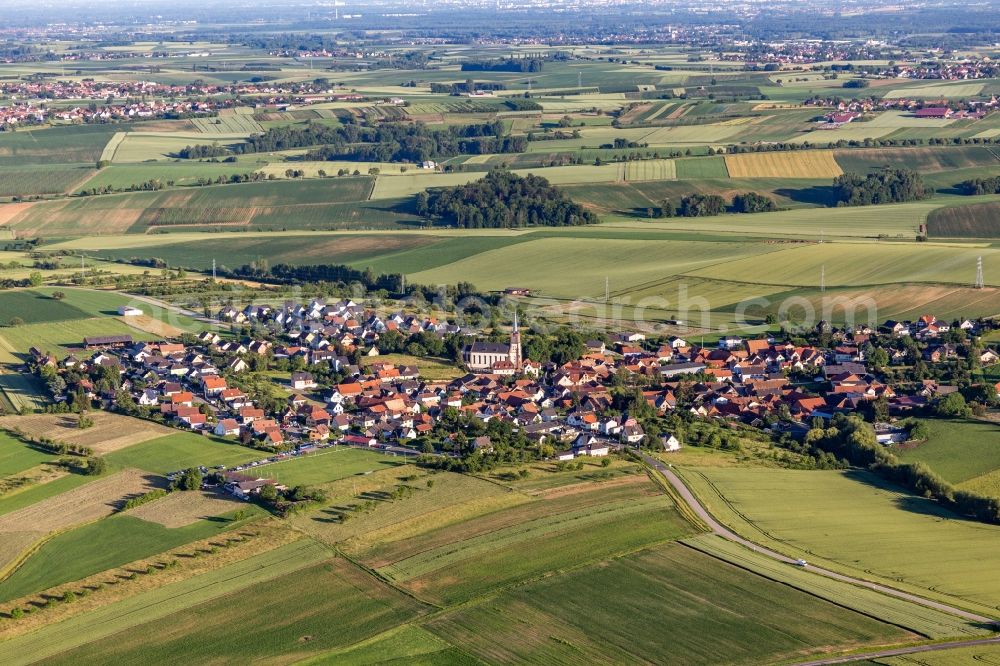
left=0, top=203, right=36, bottom=227
left=128, top=489, right=246, bottom=528
left=724, top=151, right=843, bottom=178
left=0, top=468, right=159, bottom=535
left=0, top=463, right=68, bottom=499
left=0, top=412, right=174, bottom=455
left=118, top=315, right=185, bottom=338
left=0, top=531, right=44, bottom=576
left=0, top=469, right=157, bottom=534
left=624, top=159, right=677, bottom=181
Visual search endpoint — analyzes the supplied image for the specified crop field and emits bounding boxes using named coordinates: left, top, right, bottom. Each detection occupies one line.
left=109, top=132, right=248, bottom=163
left=686, top=241, right=1000, bottom=288
left=0, top=413, right=174, bottom=455
left=95, top=233, right=437, bottom=271
left=623, top=158, right=676, bottom=181
left=0, top=125, right=123, bottom=166
left=793, top=125, right=897, bottom=144
left=426, top=541, right=907, bottom=664
left=897, top=419, right=1000, bottom=487
left=7, top=177, right=377, bottom=236
left=927, top=200, right=1000, bottom=238
left=0, top=511, right=251, bottom=605
left=0, top=165, right=94, bottom=197
left=103, top=432, right=261, bottom=475
left=683, top=534, right=988, bottom=639
left=834, top=145, right=1000, bottom=174
left=882, top=82, right=986, bottom=99
left=77, top=163, right=264, bottom=191
left=0, top=468, right=157, bottom=536
left=724, top=150, right=843, bottom=178
left=0, top=291, right=93, bottom=325
left=865, top=110, right=958, bottom=128
left=409, top=237, right=777, bottom=300
left=304, top=625, right=473, bottom=666
left=0, top=539, right=332, bottom=666
left=0, top=373, right=48, bottom=413
left=39, top=557, right=426, bottom=665
left=683, top=467, right=1000, bottom=612
left=190, top=113, right=263, bottom=135
left=674, top=155, right=730, bottom=178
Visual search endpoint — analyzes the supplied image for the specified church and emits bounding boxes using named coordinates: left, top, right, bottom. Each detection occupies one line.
left=462, top=314, right=522, bottom=374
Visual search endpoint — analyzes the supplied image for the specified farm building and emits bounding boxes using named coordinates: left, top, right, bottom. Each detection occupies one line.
left=117, top=306, right=143, bottom=316
left=84, top=334, right=134, bottom=349
left=914, top=107, right=952, bottom=118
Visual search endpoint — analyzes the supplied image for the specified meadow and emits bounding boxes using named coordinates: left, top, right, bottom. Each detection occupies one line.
left=255, top=447, right=405, bottom=487
left=897, top=419, right=1000, bottom=488
left=426, top=541, right=908, bottom=664
left=0, top=125, right=123, bottom=166
left=0, top=318, right=156, bottom=359
left=0, top=291, right=92, bottom=325
left=683, top=467, right=1000, bottom=613
left=103, top=432, right=262, bottom=475
left=0, top=165, right=94, bottom=198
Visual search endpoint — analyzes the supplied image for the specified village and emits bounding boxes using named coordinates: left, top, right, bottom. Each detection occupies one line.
left=22, top=295, right=1000, bottom=501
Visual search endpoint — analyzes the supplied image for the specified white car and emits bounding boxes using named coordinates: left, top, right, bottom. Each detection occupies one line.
left=794, top=559, right=808, bottom=567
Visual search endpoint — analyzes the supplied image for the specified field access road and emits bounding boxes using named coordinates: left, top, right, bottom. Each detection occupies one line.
left=791, top=635, right=1000, bottom=665
left=640, top=453, right=998, bottom=628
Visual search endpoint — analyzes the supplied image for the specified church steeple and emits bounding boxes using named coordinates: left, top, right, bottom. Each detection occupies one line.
left=509, top=311, right=522, bottom=370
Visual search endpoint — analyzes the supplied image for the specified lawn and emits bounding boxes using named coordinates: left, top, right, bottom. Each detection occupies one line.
left=39, top=557, right=426, bottom=665
left=257, top=447, right=406, bottom=487
left=0, top=512, right=248, bottom=603
left=426, top=541, right=908, bottom=665
left=362, top=353, right=462, bottom=381
left=897, top=418, right=1000, bottom=486
left=104, top=432, right=262, bottom=476
left=683, top=467, right=1000, bottom=612
left=0, top=539, right=332, bottom=666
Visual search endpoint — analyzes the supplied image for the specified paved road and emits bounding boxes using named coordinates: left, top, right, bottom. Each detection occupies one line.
left=791, top=635, right=1000, bottom=665
left=641, top=453, right=997, bottom=627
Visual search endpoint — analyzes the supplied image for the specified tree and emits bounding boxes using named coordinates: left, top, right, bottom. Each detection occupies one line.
left=732, top=192, right=777, bottom=214
left=28, top=272, right=43, bottom=287
left=258, top=484, right=278, bottom=502
left=677, top=194, right=726, bottom=217
left=934, top=392, right=969, bottom=418
left=176, top=467, right=203, bottom=491
left=51, top=291, right=66, bottom=300
left=84, top=456, right=106, bottom=476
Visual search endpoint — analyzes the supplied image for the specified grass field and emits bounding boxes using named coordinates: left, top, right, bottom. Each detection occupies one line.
left=361, top=353, right=462, bottom=381
left=834, top=145, right=1000, bottom=175
left=897, top=418, right=1000, bottom=487
left=103, top=432, right=262, bottom=475
left=301, top=625, right=475, bottom=666
left=39, top=557, right=426, bottom=665
left=0, top=318, right=156, bottom=359
left=0, top=165, right=94, bottom=197
left=254, top=447, right=405, bottom=487
left=0, top=432, right=56, bottom=479
left=0, top=539, right=332, bottom=665
left=674, top=155, right=730, bottom=178
left=426, top=541, right=908, bottom=664
left=0, top=125, right=123, bottom=166
left=78, top=163, right=265, bottom=191
left=882, top=82, right=985, bottom=99
left=0, top=291, right=92, bottom=325
left=724, top=150, right=843, bottom=178
left=683, top=467, right=1000, bottom=612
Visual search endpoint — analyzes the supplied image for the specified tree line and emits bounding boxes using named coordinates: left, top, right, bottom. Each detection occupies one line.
left=833, top=168, right=931, bottom=206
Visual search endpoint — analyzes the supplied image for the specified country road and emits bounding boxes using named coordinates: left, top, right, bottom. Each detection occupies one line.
left=641, top=454, right=998, bottom=629
left=791, top=635, right=1000, bottom=665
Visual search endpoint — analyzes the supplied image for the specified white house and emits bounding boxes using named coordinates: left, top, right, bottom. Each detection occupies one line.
left=661, top=433, right=681, bottom=452
left=118, top=306, right=143, bottom=317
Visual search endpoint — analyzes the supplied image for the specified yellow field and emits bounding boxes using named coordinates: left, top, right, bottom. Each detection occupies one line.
left=128, top=489, right=245, bottom=528
left=724, top=151, right=844, bottom=178
left=0, top=412, right=173, bottom=455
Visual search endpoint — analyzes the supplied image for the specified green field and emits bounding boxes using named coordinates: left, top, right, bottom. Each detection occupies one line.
left=0, top=318, right=156, bottom=359
left=0, top=513, right=246, bottom=603
left=426, top=541, right=908, bottom=664
left=0, top=432, right=55, bottom=478
left=897, top=419, right=1000, bottom=487
left=0, top=125, right=124, bottom=166
left=683, top=467, right=1000, bottom=612
left=40, top=557, right=426, bottom=665
left=0, top=539, right=333, bottom=666
left=259, top=448, right=406, bottom=487
left=104, top=433, right=262, bottom=475
left=0, top=165, right=94, bottom=197
left=0, top=291, right=92, bottom=325
left=674, top=155, right=730, bottom=178
left=302, top=625, right=475, bottom=666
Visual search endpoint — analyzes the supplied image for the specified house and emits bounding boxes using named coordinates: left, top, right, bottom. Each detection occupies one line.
left=215, top=418, right=241, bottom=436
left=661, top=433, right=681, bottom=452
left=915, top=107, right=952, bottom=119
left=290, top=371, right=317, bottom=391
left=118, top=306, right=143, bottom=317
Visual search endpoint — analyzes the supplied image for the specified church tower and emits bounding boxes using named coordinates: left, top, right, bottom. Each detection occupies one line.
left=509, top=311, right=522, bottom=370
